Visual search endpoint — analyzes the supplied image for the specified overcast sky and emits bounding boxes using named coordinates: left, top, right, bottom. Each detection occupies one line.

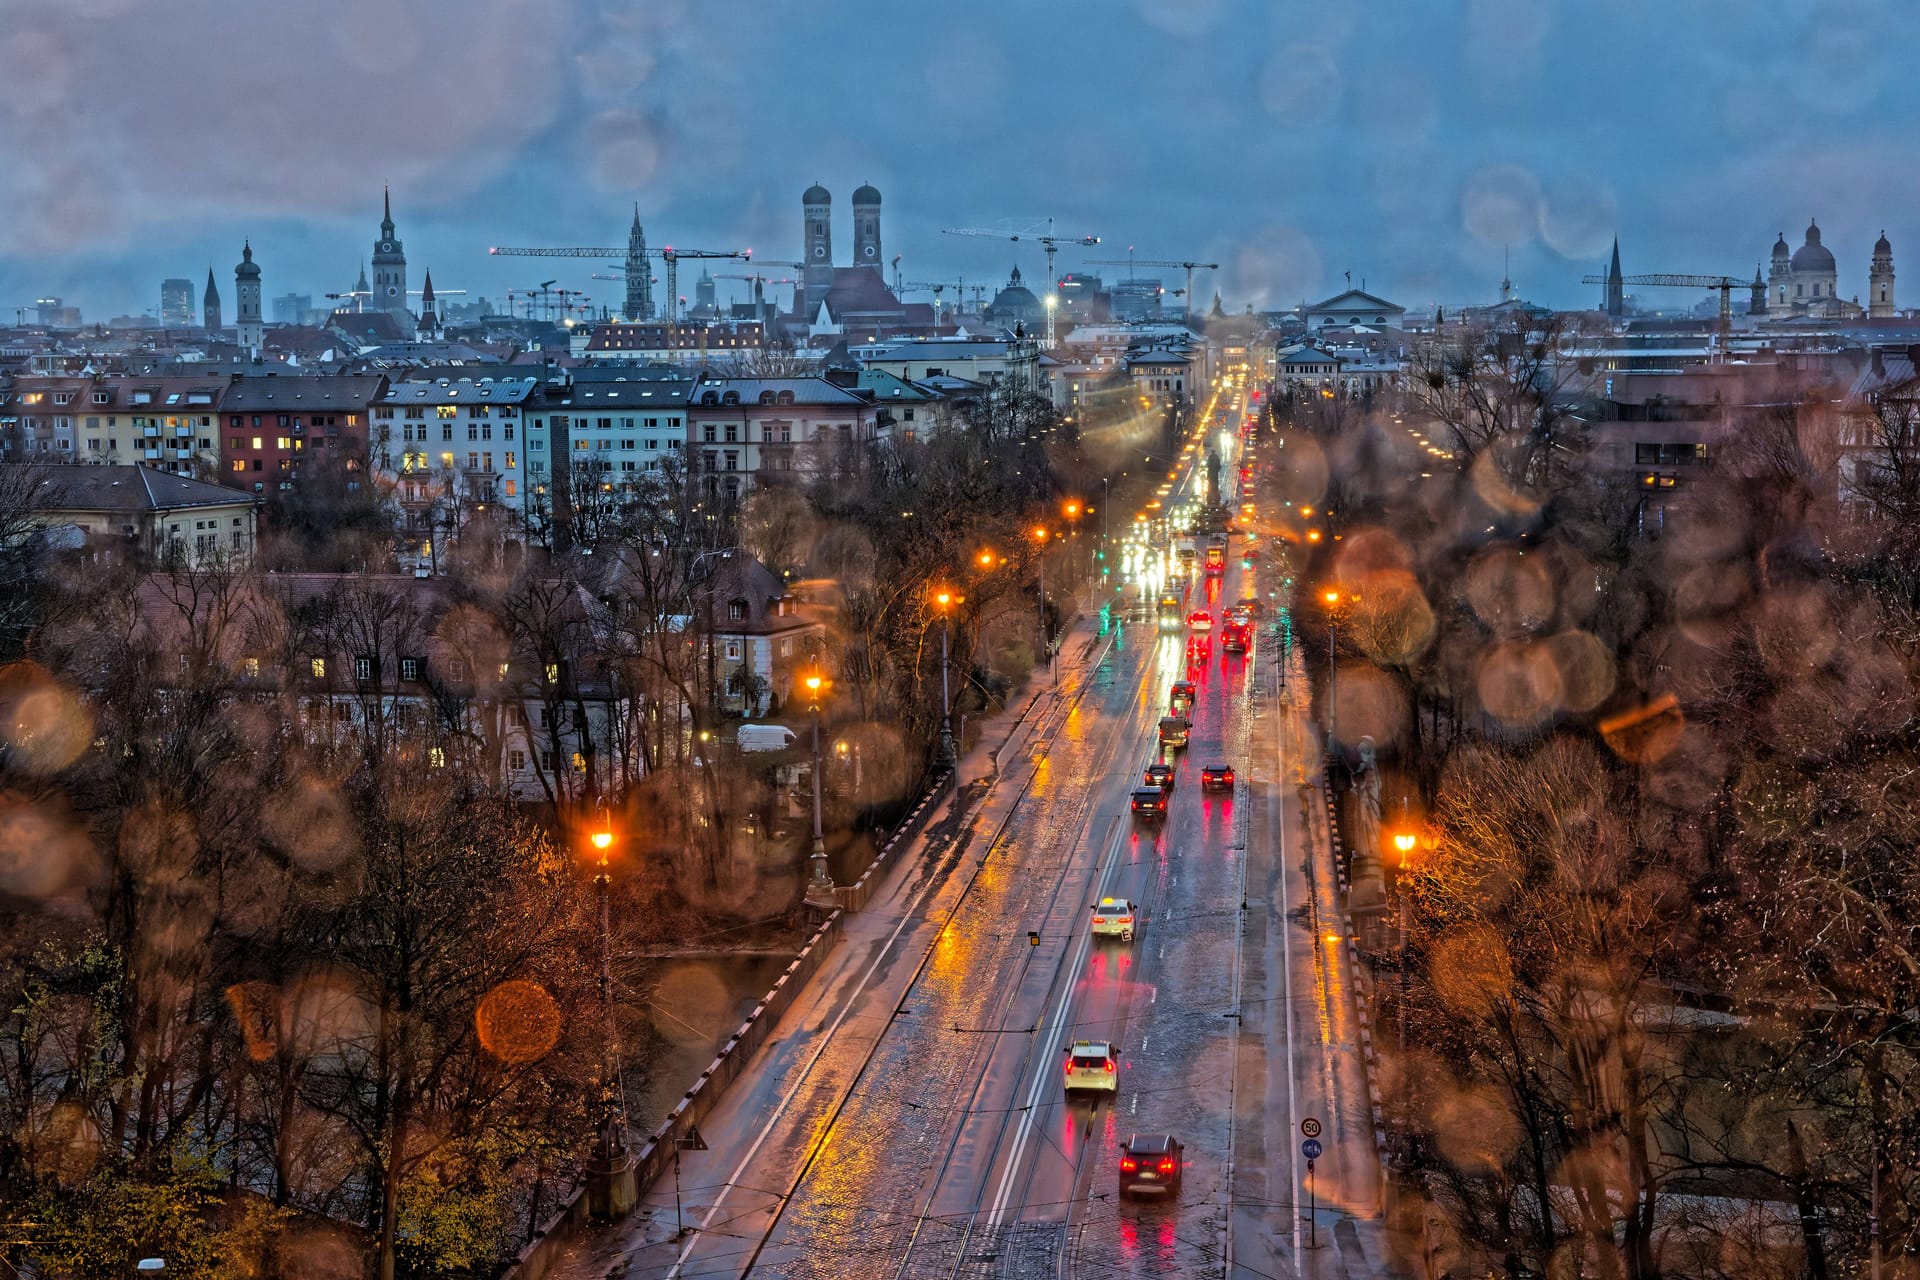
left=2, top=0, right=1911, bottom=323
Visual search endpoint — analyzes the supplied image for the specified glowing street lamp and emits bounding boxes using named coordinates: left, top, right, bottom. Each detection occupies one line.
left=1031, top=527, right=1054, bottom=683
left=585, top=799, right=634, bottom=1213
left=804, top=672, right=832, bottom=893
left=933, top=587, right=958, bottom=771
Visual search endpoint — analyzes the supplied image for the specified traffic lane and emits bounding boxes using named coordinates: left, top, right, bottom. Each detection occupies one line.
left=742, top=623, right=1163, bottom=1277
left=922, top=622, right=1229, bottom=1243
left=914, top=687, right=1164, bottom=1232
left=980, top=615, right=1252, bottom=1271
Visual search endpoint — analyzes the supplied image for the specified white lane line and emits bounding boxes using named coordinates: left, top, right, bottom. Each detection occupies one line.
left=1277, top=652, right=1303, bottom=1263
left=982, top=799, right=1133, bottom=1228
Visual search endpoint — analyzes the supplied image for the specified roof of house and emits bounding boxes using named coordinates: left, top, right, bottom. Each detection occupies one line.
left=379, top=376, right=540, bottom=406
left=220, top=373, right=388, bottom=412
left=1305, top=289, right=1405, bottom=315
left=37, top=464, right=258, bottom=512
left=327, top=311, right=410, bottom=345
left=689, top=376, right=870, bottom=407
left=853, top=369, right=935, bottom=402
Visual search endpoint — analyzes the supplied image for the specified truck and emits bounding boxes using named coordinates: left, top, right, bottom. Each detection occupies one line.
left=1204, top=541, right=1226, bottom=575
left=1173, top=534, right=1197, bottom=567
left=736, top=724, right=797, bottom=752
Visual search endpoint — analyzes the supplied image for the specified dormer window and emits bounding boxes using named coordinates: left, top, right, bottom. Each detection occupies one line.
left=727, top=598, right=748, bottom=621
left=701, top=392, right=718, bottom=405
left=759, top=390, right=776, bottom=405
left=721, top=391, right=740, bottom=406
left=776, top=390, right=795, bottom=405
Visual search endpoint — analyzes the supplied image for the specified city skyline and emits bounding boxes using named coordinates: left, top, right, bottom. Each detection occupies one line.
left=3, top=0, right=1913, bottom=322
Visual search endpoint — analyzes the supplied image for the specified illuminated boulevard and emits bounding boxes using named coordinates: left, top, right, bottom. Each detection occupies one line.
left=547, top=392, right=1388, bottom=1279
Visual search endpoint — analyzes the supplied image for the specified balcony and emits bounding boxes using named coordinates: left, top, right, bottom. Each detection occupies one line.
left=143, top=449, right=161, bottom=460
left=174, top=448, right=194, bottom=460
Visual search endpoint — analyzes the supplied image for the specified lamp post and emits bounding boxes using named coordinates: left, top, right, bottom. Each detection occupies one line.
left=934, top=588, right=957, bottom=770
left=1032, top=526, right=1053, bottom=683
left=805, top=672, right=832, bottom=893
left=584, top=803, right=637, bottom=1217
left=1392, top=820, right=1420, bottom=1167
left=1322, top=588, right=1342, bottom=749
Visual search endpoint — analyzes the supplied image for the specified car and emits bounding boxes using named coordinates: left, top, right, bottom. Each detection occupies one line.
left=1170, top=679, right=1196, bottom=711
left=1131, top=786, right=1169, bottom=819
left=1064, top=1040, right=1120, bottom=1097
left=1091, top=897, right=1137, bottom=941
left=1200, top=764, right=1235, bottom=791
left=1187, top=610, right=1213, bottom=634
left=1119, top=1133, right=1185, bottom=1198
left=1157, top=716, right=1191, bottom=749
left=1145, top=761, right=1176, bottom=791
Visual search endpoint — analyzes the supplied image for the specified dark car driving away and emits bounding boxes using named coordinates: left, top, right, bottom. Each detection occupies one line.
left=1130, top=787, right=1168, bottom=820
left=1200, top=764, right=1235, bottom=791
left=1118, top=1133, right=1184, bottom=1198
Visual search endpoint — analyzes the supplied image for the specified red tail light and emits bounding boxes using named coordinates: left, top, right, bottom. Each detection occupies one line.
left=1158, top=1158, right=1176, bottom=1173
left=1117, top=915, right=1132, bottom=924
left=1120, top=1157, right=1138, bottom=1172
left=1104, top=1061, right=1115, bottom=1073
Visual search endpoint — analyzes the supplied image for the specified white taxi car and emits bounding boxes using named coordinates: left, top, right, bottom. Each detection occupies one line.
left=1090, top=897, right=1137, bottom=942
left=1063, top=1040, right=1120, bottom=1098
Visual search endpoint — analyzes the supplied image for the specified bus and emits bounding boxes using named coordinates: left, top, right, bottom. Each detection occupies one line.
left=1157, top=594, right=1184, bottom=632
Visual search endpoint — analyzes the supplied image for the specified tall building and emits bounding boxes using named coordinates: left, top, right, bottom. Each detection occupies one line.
left=203, top=268, right=222, bottom=335
left=803, top=183, right=834, bottom=312
left=1605, top=237, right=1624, bottom=319
left=371, top=186, right=409, bottom=319
left=1750, top=264, right=1767, bottom=318
left=625, top=206, right=652, bottom=321
left=852, top=183, right=882, bottom=271
left=272, top=293, right=313, bottom=325
left=234, top=241, right=263, bottom=350
left=1870, top=231, right=1896, bottom=318
left=160, top=278, right=194, bottom=327
left=1111, top=278, right=1164, bottom=323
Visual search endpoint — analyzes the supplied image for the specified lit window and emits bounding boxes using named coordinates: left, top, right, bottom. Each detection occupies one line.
left=251, top=436, right=263, bottom=449
left=244, top=657, right=260, bottom=678
left=571, top=751, right=586, bottom=771
left=310, top=657, right=325, bottom=678
left=428, top=746, right=446, bottom=768
left=436, top=405, right=457, bottom=419
left=545, top=662, right=559, bottom=683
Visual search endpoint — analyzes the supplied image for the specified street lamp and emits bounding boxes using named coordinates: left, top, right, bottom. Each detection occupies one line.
left=934, top=587, right=957, bottom=771
left=805, top=672, right=832, bottom=893
left=585, top=801, right=635, bottom=1215
left=1321, top=588, right=1345, bottom=752
left=1031, top=526, right=1054, bottom=683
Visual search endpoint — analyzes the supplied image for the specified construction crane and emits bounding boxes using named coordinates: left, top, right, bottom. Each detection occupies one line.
left=488, top=242, right=749, bottom=322
left=1579, top=270, right=1743, bottom=342
left=714, top=272, right=795, bottom=319
left=895, top=280, right=952, bottom=325
left=941, top=220, right=1101, bottom=345
left=1087, top=253, right=1221, bottom=327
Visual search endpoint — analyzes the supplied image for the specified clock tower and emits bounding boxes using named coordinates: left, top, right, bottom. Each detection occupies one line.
left=802, top=182, right=833, bottom=313
left=371, top=186, right=409, bottom=320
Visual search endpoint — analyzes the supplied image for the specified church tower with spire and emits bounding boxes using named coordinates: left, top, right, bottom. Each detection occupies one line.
left=624, top=206, right=652, bottom=320
left=1605, top=237, right=1624, bottom=319
left=371, top=186, right=409, bottom=319
left=416, top=270, right=439, bottom=338
left=203, top=267, right=222, bottom=335
left=1750, top=264, right=1767, bottom=319
left=234, top=241, right=263, bottom=350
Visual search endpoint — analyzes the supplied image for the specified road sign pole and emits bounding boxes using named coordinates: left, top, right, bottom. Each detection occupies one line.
left=1301, top=1131, right=1324, bottom=1250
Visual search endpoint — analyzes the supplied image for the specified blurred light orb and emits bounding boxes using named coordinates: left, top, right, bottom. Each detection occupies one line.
left=1476, top=640, right=1562, bottom=727
left=476, top=979, right=563, bottom=1065
left=0, top=663, right=92, bottom=775
left=1464, top=546, right=1555, bottom=635
left=0, top=796, right=90, bottom=900
left=1461, top=163, right=1542, bottom=246
left=1543, top=630, right=1615, bottom=714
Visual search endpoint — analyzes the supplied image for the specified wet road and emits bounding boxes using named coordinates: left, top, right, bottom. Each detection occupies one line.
left=550, top=397, right=1391, bottom=1279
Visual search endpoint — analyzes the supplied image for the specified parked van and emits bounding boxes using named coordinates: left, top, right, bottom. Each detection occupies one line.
left=736, top=724, right=797, bottom=752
